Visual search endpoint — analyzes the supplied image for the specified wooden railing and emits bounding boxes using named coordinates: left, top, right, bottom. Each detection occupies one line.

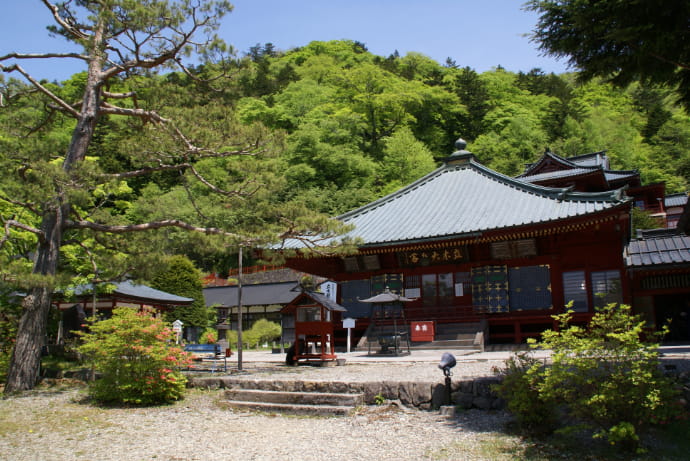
left=227, top=265, right=285, bottom=277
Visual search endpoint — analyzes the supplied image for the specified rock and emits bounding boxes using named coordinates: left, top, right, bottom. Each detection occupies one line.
left=453, top=392, right=474, bottom=409
left=472, top=396, right=493, bottom=410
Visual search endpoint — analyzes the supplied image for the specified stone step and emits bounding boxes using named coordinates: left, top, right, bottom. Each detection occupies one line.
left=222, top=400, right=355, bottom=416
left=225, top=388, right=364, bottom=407
left=222, top=388, right=365, bottom=416
left=409, top=339, right=480, bottom=350
left=434, top=333, right=476, bottom=341
left=435, top=323, right=483, bottom=335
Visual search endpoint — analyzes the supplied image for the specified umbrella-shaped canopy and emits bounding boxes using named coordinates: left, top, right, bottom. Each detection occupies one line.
left=359, top=288, right=416, bottom=303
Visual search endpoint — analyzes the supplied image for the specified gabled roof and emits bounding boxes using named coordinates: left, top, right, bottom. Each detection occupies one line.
left=69, top=280, right=194, bottom=305
left=665, top=193, right=689, bottom=209
left=625, top=229, right=690, bottom=269
left=564, top=151, right=609, bottom=168
left=303, top=291, right=347, bottom=312
left=282, top=144, right=630, bottom=249
left=281, top=290, right=347, bottom=314
left=520, top=150, right=603, bottom=177
left=518, top=150, right=639, bottom=188
left=203, top=281, right=300, bottom=308
left=359, top=288, right=416, bottom=303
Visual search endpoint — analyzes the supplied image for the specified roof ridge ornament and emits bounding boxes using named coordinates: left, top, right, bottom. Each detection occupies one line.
left=445, top=137, right=475, bottom=165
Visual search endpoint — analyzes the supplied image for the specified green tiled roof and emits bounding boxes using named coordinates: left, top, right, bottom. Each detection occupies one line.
left=282, top=145, right=631, bottom=249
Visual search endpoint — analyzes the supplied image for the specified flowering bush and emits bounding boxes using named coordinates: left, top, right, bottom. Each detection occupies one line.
left=198, top=328, right=218, bottom=344
left=78, top=307, right=191, bottom=405
left=0, top=297, right=21, bottom=384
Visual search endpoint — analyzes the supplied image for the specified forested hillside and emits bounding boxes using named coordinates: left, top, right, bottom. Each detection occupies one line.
left=231, top=40, right=689, bottom=209
left=2, top=39, right=689, bottom=274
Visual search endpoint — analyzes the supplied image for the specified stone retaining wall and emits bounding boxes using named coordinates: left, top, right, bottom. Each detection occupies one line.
left=189, top=375, right=505, bottom=411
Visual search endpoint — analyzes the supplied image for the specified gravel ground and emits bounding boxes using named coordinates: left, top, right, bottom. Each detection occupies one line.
left=0, top=357, right=514, bottom=461
left=0, top=385, right=513, bottom=461
left=202, top=356, right=506, bottom=383
left=2, top=348, right=687, bottom=461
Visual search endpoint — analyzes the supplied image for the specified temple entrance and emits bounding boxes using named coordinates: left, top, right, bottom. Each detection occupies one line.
left=655, top=294, right=690, bottom=342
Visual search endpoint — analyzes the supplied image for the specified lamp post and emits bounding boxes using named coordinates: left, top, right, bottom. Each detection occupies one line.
left=237, top=245, right=243, bottom=371
left=438, top=352, right=457, bottom=405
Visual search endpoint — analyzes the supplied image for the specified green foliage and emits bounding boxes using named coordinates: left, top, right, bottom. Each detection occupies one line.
left=632, top=207, right=664, bottom=231
left=151, top=255, right=207, bottom=328
left=198, top=328, right=218, bottom=345
left=494, top=352, right=558, bottom=435
left=77, top=307, right=190, bottom=405
left=379, top=127, right=437, bottom=194
left=242, top=319, right=281, bottom=348
left=526, top=0, right=690, bottom=112
left=223, top=329, right=238, bottom=348
left=498, top=304, right=685, bottom=451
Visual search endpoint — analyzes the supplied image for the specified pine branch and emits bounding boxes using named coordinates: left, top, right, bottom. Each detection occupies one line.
left=0, top=51, right=88, bottom=62
left=0, top=194, right=39, bottom=216
left=1, top=215, right=45, bottom=247
left=64, top=218, right=251, bottom=240
left=0, top=63, right=79, bottom=117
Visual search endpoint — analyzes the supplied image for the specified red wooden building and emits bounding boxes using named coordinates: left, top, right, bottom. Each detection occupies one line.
left=283, top=140, right=634, bottom=345
left=282, top=290, right=346, bottom=364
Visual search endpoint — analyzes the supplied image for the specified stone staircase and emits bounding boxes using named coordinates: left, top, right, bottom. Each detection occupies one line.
left=409, top=322, right=487, bottom=351
left=222, top=381, right=365, bottom=416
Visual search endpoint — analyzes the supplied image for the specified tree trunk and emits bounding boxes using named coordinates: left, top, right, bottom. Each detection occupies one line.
left=4, top=206, right=66, bottom=392
left=4, top=30, right=103, bottom=392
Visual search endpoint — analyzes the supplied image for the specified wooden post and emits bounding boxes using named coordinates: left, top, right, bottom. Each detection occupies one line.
left=237, top=245, right=243, bottom=371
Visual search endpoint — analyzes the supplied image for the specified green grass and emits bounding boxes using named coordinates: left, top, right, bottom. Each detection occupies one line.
left=41, top=355, right=83, bottom=372
left=472, top=419, right=690, bottom=461
left=424, top=418, right=690, bottom=461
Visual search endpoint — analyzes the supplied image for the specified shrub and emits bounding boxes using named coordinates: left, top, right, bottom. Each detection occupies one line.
left=0, top=294, right=21, bottom=384
left=78, top=307, right=191, bottom=405
left=198, top=328, right=218, bottom=344
left=245, top=319, right=281, bottom=348
left=494, top=351, right=558, bottom=435
left=500, top=303, right=685, bottom=450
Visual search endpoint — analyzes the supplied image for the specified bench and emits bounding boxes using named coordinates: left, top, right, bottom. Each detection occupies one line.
left=184, top=343, right=222, bottom=360
left=183, top=344, right=228, bottom=373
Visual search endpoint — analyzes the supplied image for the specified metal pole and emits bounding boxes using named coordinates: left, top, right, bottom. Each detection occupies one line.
left=237, top=245, right=243, bottom=371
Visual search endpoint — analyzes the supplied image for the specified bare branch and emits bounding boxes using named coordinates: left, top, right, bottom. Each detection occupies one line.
left=0, top=193, right=39, bottom=216
left=172, top=57, right=230, bottom=93
left=103, top=144, right=261, bottom=180
left=99, top=102, right=169, bottom=123
left=65, top=218, right=252, bottom=241
left=101, top=25, right=197, bottom=80
left=179, top=173, right=210, bottom=221
left=1, top=215, right=45, bottom=247
left=102, top=90, right=137, bottom=100
left=0, top=52, right=88, bottom=62
left=0, top=63, right=79, bottom=117
left=188, top=164, right=262, bottom=198
left=104, top=161, right=192, bottom=179
left=648, top=52, right=690, bottom=72
left=41, top=0, right=89, bottom=40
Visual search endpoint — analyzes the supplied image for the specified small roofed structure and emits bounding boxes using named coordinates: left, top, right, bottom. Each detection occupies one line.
left=517, top=149, right=641, bottom=192
left=625, top=229, right=690, bottom=341
left=359, top=288, right=415, bottom=356
left=282, top=291, right=346, bottom=365
left=204, top=281, right=300, bottom=339
left=52, top=280, right=194, bottom=340
left=53, top=280, right=193, bottom=313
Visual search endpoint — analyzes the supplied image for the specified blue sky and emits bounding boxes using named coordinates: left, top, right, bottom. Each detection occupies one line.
left=1, top=1, right=570, bottom=83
